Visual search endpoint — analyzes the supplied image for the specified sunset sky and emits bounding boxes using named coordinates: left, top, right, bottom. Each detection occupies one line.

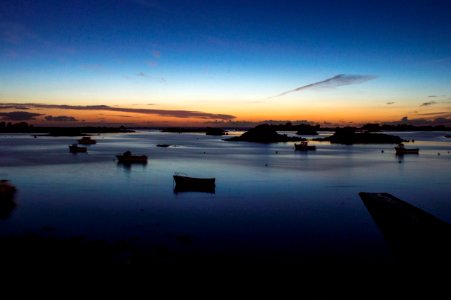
left=1, top=0, right=451, bottom=126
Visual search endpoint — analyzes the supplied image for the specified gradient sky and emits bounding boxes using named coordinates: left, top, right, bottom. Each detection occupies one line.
left=1, top=0, right=451, bottom=126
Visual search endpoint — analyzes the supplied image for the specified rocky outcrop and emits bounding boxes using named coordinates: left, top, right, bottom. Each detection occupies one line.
left=226, top=124, right=305, bottom=143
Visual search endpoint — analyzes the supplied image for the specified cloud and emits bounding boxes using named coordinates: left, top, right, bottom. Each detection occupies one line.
left=0, top=111, right=42, bottom=121
left=270, top=74, right=377, bottom=98
left=137, top=72, right=146, bottom=77
left=428, top=95, right=438, bottom=98
left=386, top=102, right=395, bottom=105
left=417, top=111, right=451, bottom=117
left=420, top=101, right=437, bottom=107
left=45, top=115, right=78, bottom=122
left=0, top=103, right=235, bottom=120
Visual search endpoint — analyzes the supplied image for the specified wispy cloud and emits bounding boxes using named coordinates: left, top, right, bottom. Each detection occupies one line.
left=428, top=95, right=438, bottom=98
left=386, top=102, right=395, bottom=105
left=420, top=101, right=437, bottom=107
left=45, top=115, right=78, bottom=122
left=418, top=111, right=451, bottom=116
left=270, top=74, right=377, bottom=98
left=0, top=103, right=235, bottom=120
left=0, top=111, right=42, bottom=121
left=137, top=72, right=146, bottom=77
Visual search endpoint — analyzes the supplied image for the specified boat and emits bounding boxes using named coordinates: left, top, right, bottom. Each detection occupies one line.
left=157, top=144, right=171, bottom=147
left=116, top=151, right=148, bottom=164
left=173, top=174, right=215, bottom=193
left=359, top=192, right=451, bottom=263
left=78, top=136, right=97, bottom=145
left=69, top=144, right=87, bottom=153
left=395, top=143, right=419, bottom=155
left=294, top=141, right=316, bottom=151
left=0, top=180, right=16, bottom=196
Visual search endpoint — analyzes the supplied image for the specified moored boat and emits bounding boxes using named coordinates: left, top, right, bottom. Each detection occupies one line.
left=395, top=143, right=419, bottom=155
left=69, top=144, right=87, bottom=153
left=78, top=136, right=97, bottom=145
left=294, top=141, right=316, bottom=151
left=116, top=151, right=148, bottom=164
left=173, top=174, right=215, bottom=193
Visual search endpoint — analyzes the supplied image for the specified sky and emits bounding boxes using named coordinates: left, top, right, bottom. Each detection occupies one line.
left=1, top=0, right=451, bottom=126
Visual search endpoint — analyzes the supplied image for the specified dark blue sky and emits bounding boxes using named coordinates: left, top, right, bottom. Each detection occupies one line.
left=1, top=0, right=450, bottom=124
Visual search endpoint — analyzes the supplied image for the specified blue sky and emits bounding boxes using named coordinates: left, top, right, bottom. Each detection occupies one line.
left=1, top=0, right=450, bottom=125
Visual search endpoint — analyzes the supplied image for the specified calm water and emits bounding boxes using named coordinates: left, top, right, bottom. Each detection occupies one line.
left=1, top=130, right=450, bottom=264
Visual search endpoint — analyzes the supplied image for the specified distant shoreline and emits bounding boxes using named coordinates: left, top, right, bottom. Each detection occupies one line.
left=0, top=122, right=450, bottom=134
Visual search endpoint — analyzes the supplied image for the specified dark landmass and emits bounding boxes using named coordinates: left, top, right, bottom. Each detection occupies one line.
left=245, top=122, right=319, bottom=135
left=206, top=127, right=227, bottom=136
left=161, top=127, right=228, bottom=135
left=314, top=127, right=404, bottom=144
left=225, top=124, right=305, bottom=143
left=359, top=192, right=451, bottom=264
left=361, top=123, right=451, bottom=132
left=0, top=122, right=134, bottom=136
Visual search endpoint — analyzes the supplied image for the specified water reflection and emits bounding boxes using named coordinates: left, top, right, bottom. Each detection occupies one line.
left=116, top=162, right=148, bottom=173
left=173, top=185, right=215, bottom=194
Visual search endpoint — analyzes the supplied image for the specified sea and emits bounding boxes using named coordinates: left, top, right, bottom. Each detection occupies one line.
left=1, top=130, right=450, bottom=264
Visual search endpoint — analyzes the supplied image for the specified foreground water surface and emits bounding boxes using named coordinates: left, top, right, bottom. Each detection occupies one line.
left=1, top=130, right=450, bottom=264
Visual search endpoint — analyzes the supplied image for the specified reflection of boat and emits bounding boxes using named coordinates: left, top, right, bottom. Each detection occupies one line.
left=173, top=175, right=215, bottom=193
left=116, top=151, right=148, bottom=164
left=0, top=180, right=16, bottom=196
left=69, top=144, right=87, bottom=153
left=395, top=143, right=418, bottom=155
left=359, top=192, right=451, bottom=263
left=294, top=141, right=316, bottom=151
left=78, top=136, right=97, bottom=145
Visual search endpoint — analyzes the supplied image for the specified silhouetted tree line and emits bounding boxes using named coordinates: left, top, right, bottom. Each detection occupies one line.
left=361, top=123, right=451, bottom=132
left=0, top=122, right=133, bottom=135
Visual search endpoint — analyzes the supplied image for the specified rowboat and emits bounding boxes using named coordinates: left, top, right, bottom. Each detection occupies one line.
left=116, top=151, right=148, bottom=164
left=294, top=141, right=316, bottom=151
left=69, top=144, right=87, bottom=153
left=395, top=143, right=419, bottom=155
left=78, top=136, right=97, bottom=145
left=359, top=192, right=451, bottom=263
left=173, top=175, right=215, bottom=193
